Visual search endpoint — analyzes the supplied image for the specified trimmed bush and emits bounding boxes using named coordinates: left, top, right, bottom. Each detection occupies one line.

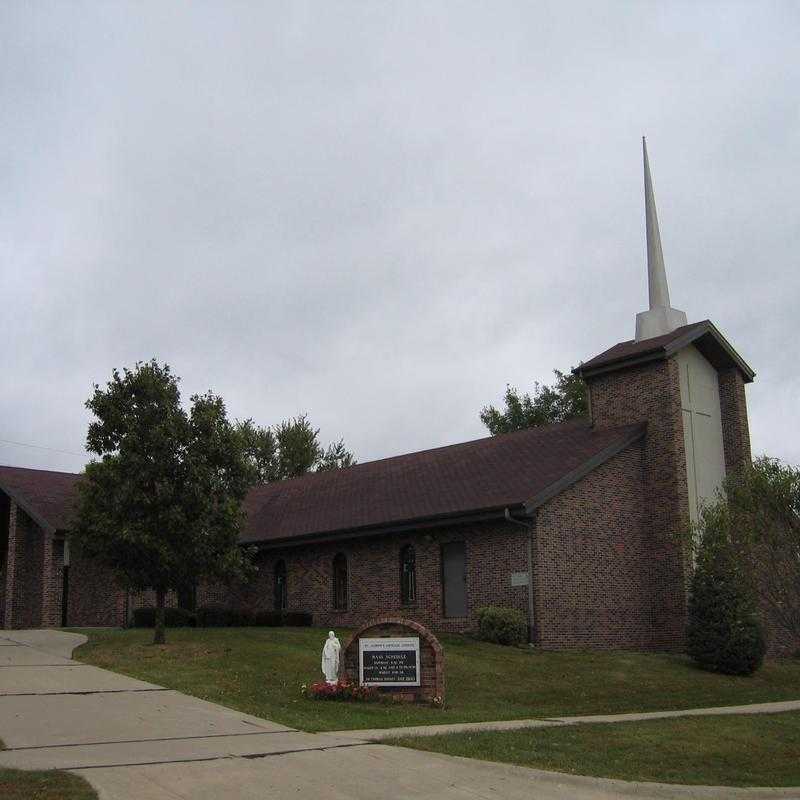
left=687, top=504, right=767, bottom=676
left=132, top=606, right=196, bottom=628
left=252, top=611, right=285, bottom=627
left=476, top=606, right=528, bottom=646
left=195, top=605, right=252, bottom=627
left=283, top=611, right=313, bottom=627
left=252, top=611, right=313, bottom=627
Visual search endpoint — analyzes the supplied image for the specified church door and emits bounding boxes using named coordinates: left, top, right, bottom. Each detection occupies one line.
left=442, top=541, right=467, bottom=617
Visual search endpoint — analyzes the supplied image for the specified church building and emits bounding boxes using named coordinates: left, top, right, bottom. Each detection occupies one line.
left=1, top=142, right=781, bottom=653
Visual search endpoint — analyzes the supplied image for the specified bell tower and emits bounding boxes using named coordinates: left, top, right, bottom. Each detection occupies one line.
left=574, top=141, right=755, bottom=649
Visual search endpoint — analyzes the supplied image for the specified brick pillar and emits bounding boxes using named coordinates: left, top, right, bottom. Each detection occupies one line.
left=41, top=533, right=64, bottom=628
left=4, top=501, right=22, bottom=629
left=718, top=367, right=752, bottom=472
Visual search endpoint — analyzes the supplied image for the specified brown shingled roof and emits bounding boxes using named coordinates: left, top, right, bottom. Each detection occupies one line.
left=575, top=320, right=754, bottom=382
left=240, top=420, right=645, bottom=544
left=0, top=419, right=645, bottom=544
left=0, top=465, right=80, bottom=532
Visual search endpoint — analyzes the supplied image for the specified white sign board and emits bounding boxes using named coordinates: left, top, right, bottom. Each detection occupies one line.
left=359, top=637, right=421, bottom=687
left=510, top=571, right=529, bottom=587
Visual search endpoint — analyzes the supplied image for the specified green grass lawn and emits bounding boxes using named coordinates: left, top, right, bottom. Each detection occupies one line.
left=73, top=626, right=800, bottom=732
left=0, top=770, right=97, bottom=800
left=389, top=711, right=800, bottom=787
left=0, top=739, right=97, bottom=800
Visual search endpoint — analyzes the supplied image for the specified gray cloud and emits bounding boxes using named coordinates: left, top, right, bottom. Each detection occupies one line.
left=2, top=1, right=798, bottom=473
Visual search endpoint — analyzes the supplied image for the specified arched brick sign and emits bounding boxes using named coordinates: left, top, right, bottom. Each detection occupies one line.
left=342, top=617, right=445, bottom=705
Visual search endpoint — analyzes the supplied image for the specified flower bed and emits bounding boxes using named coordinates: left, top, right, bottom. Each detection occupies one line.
left=303, top=680, right=380, bottom=702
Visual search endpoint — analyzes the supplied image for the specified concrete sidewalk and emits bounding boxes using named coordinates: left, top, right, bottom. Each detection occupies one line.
left=330, top=699, right=800, bottom=741
left=1, top=630, right=797, bottom=800
left=0, top=631, right=356, bottom=772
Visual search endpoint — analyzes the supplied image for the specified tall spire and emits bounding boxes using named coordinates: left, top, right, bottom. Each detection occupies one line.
left=635, top=137, right=688, bottom=341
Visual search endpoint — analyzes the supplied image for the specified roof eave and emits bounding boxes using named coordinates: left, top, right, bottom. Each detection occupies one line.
left=575, top=321, right=755, bottom=383
left=245, top=502, right=530, bottom=549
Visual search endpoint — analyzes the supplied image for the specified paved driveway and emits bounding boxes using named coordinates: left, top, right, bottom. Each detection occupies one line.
left=0, top=630, right=795, bottom=800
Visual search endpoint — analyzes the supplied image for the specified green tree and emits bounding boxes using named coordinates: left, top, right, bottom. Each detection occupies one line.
left=686, top=499, right=766, bottom=675
left=73, top=361, right=254, bottom=645
left=318, top=439, right=357, bottom=472
left=480, top=369, right=588, bottom=435
left=235, top=414, right=355, bottom=482
left=722, top=457, right=800, bottom=644
left=234, top=418, right=278, bottom=483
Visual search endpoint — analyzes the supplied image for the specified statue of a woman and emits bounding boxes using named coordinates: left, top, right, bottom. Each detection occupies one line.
left=321, top=631, right=340, bottom=684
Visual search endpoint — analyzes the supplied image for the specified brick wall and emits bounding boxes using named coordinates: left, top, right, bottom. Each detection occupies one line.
left=0, top=493, right=8, bottom=627
left=66, top=543, right=127, bottom=627
left=718, top=367, right=752, bottom=472
left=535, top=440, right=652, bottom=649
left=0, top=565, right=5, bottom=628
left=587, top=358, right=690, bottom=650
left=199, top=520, right=530, bottom=635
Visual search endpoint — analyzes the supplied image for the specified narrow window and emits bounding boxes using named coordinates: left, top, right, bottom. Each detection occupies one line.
left=441, top=541, right=467, bottom=618
left=332, top=553, right=348, bottom=610
left=274, top=559, right=287, bottom=611
left=177, top=583, right=197, bottom=612
left=400, top=545, right=416, bottom=605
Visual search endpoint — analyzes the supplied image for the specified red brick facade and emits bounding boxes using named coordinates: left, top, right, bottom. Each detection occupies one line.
left=201, top=518, right=529, bottom=634
left=535, top=440, right=652, bottom=649
left=718, top=367, right=752, bottom=472
left=585, top=358, right=692, bottom=650
left=5, top=333, right=789, bottom=657
left=65, top=545, right=127, bottom=627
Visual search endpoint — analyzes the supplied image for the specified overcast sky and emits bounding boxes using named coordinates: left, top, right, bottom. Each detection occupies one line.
left=2, top=2, right=798, bottom=474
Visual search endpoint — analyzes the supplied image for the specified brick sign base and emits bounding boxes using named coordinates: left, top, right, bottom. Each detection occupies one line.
left=342, top=617, right=444, bottom=705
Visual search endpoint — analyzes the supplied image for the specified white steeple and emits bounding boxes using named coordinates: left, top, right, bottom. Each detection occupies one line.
left=634, top=137, right=688, bottom=341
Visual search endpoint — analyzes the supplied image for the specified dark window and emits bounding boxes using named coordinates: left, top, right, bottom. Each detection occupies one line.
left=274, top=559, right=287, bottom=611
left=441, top=541, right=467, bottom=617
left=332, top=553, right=348, bottom=610
left=177, top=582, right=197, bottom=612
left=400, top=545, right=416, bottom=604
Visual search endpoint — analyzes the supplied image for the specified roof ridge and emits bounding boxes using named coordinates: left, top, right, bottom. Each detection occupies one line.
left=0, top=464, right=81, bottom=478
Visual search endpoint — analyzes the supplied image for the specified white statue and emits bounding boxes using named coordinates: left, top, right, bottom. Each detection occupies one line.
left=321, top=630, right=341, bottom=684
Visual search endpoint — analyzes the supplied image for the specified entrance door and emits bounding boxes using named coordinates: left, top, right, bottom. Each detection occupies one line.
left=442, top=541, right=467, bottom=617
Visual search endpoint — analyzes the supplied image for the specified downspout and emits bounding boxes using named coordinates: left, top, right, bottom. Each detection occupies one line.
left=504, top=508, right=537, bottom=645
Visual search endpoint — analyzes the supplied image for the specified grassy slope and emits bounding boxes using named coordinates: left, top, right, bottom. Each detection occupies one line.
left=389, top=711, right=800, bottom=787
left=0, top=739, right=97, bottom=800
left=74, top=627, right=800, bottom=732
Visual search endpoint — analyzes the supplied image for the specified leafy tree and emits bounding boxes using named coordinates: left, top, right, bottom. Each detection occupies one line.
left=235, top=418, right=278, bottom=483
left=480, top=369, right=588, bottom=435
left=274, top=415, right=324, bottom=478
left=686, top=499, right=766, bottom=675
left=235, top=414, right=356, bottom=483
left=318, top=439, right=357, bottom=472
left=73, top=361, right=254, bottom=645
left=722, top=458, right=800, bottom=645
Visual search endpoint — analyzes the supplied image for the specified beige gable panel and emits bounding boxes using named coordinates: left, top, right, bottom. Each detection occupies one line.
left=676, top=345, right=726, bottom=524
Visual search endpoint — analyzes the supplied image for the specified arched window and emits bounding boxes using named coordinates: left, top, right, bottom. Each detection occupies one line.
left=332, top=553, right=348, bottom=610
left=274, top=560, right=287, bottom=612
left=400, top=545, right=416, bottom=605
